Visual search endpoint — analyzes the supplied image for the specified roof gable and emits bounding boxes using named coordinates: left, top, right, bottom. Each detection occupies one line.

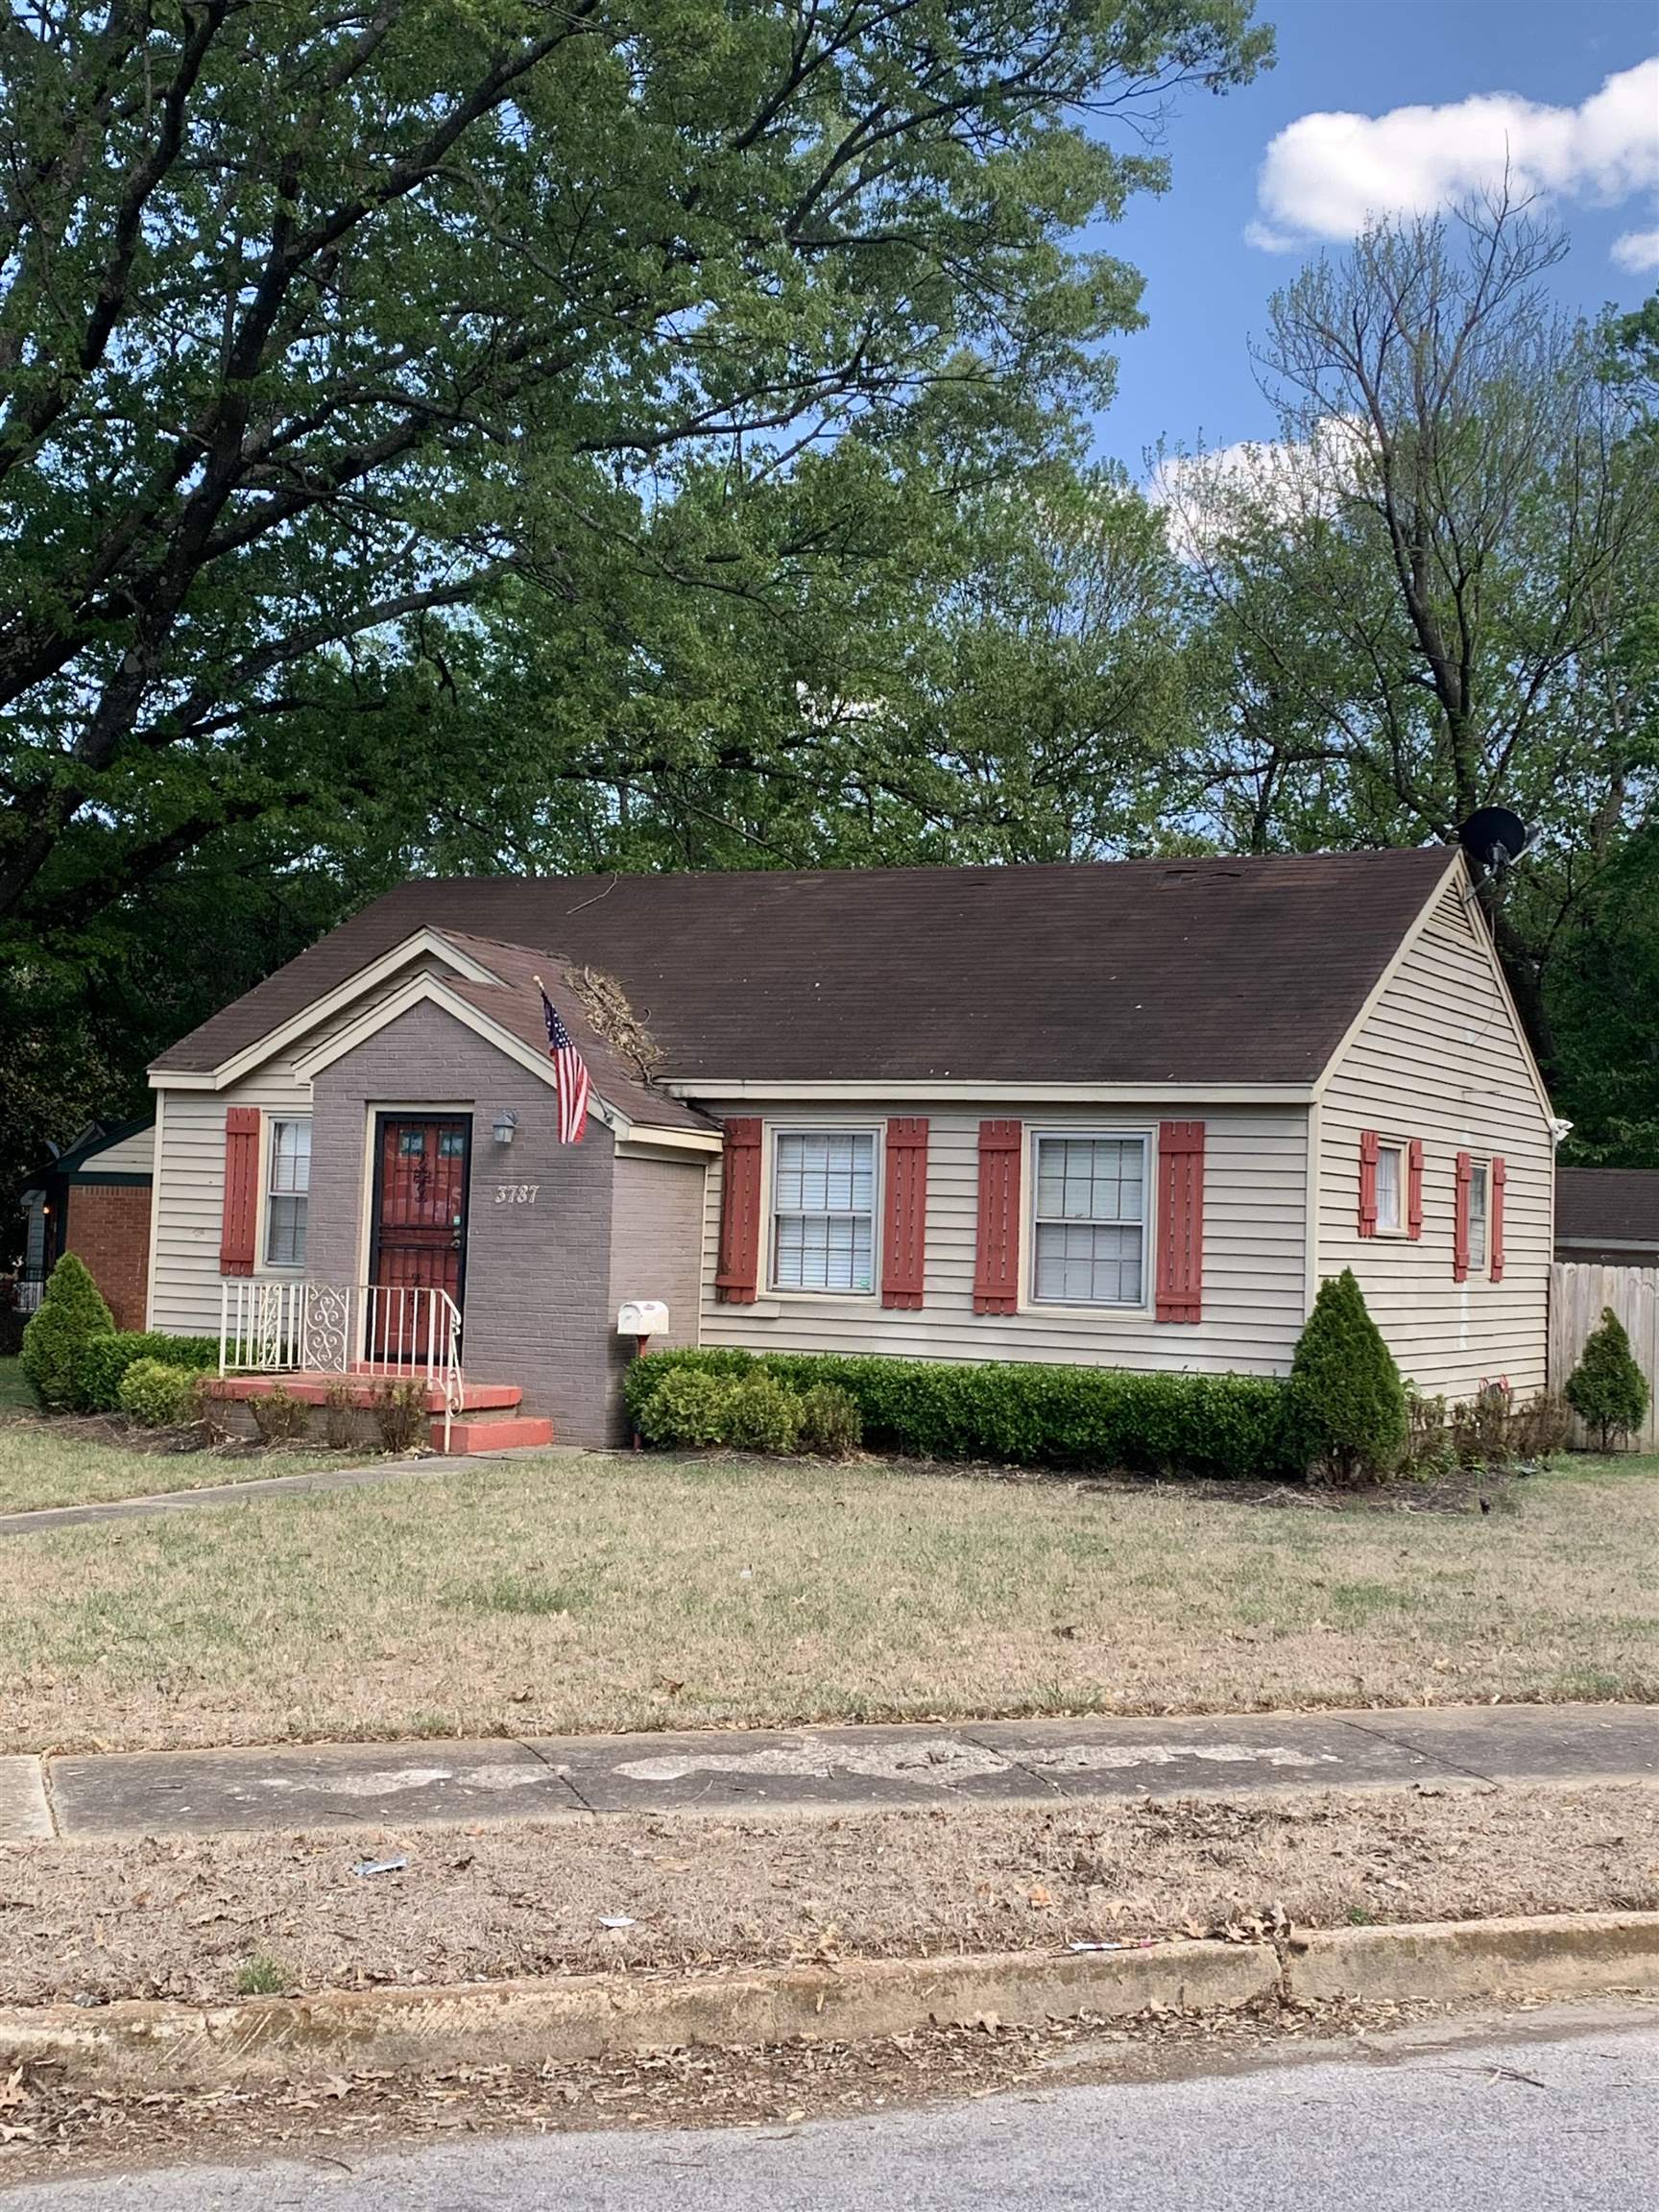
left=151, top=850, right=1460, bottom=1092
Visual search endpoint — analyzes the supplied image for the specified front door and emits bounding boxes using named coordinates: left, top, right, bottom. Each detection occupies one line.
left=369, top=1116, right=470, bottom=1361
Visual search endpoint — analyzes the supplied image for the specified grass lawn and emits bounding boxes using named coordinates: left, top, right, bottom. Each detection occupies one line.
left=0, top=1392, right=347, bottom=1517
left=4, top=1450, right=1656, bottom=1752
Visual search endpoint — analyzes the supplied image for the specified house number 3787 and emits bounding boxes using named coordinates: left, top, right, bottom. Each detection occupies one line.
left=494, top=1184, right=540, bottom=1206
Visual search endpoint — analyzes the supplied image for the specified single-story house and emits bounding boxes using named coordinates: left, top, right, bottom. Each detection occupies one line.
left=1555, top=1169, right=1659, bottom=1267
left=140, top=848, right=1557, bottom=1450
left=15, top=1118, right=156, bottom=1328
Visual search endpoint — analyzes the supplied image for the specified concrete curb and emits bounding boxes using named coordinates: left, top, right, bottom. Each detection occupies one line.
left=3, top=1913, right=1656, bottom=2094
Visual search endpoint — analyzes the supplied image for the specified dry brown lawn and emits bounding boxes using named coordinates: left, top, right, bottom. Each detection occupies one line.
left=1, top=1784, right=1653, bottom=2007
left=0, top=1408, right=340, bottom=1516
left=3, top=1451, right=1656, bottom=1753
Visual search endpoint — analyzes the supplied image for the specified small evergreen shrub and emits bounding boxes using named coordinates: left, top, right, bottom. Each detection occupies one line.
left=371, top=1378, right=428, bottom=1454
left=19, top=1253, right=114, bottom=1408
left=1283, top=1269, right=1408, bottom=1484
left=725, top=1371, right=804, bottom=1455
left=1566, top=1309, right=1650, bottom=1450
left=625, top=1348, right=1294, bottom=1478
left=116, top=1358, right=202, bottom=1429
left=250, top=1385, right=310, bottom=1444
left=74, top=1331, right=221, bottom=1412
left=799, top=1382, right=863, bottom=1457
left=636, top=1364, right=732, bottom=1449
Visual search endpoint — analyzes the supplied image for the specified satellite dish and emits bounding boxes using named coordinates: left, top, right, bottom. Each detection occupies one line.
left=1456, top=807, right=1528, bottom=874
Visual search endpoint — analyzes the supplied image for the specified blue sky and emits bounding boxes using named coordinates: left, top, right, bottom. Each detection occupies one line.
left=1089, top=0, right=1659, bottom=471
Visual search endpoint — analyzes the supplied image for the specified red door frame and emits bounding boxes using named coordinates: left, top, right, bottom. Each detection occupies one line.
left=367, top=1114, right=472, bottom=1359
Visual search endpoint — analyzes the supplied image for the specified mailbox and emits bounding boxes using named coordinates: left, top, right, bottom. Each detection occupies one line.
left=617, top=1300, right=669, bottom=1338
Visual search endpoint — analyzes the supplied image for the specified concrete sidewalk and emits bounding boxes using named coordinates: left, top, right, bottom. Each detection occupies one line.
left=5, top=1702, right=1656, bottom=1843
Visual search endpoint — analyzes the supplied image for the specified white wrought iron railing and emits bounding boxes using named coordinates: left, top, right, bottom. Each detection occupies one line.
left=218, top=1281, right=465, bottom=1451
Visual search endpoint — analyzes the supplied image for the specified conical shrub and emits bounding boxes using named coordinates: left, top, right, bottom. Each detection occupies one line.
left=1565, top=1308, right=1649, bottom=1451
left=1286, top=1267, right=1407, bottom=1483
left=19, top=1251, right=115, bottom=1408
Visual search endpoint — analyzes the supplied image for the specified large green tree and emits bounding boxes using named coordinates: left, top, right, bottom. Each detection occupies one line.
left=0, top=0, right=1268, bottom=950
left=0, top=0, right=1267, bottom=1205
left=1164, top=203, right=1659, bottom=1079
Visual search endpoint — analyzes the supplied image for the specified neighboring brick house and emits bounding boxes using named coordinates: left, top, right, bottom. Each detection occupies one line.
left=142, top=849, right=1559, bottom=1450
left=16, top=1118, right=156, bottom=1331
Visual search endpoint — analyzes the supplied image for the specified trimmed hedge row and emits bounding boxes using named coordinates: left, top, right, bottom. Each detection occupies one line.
left=624, top=1348, right=1296, bottom=1479
left=73, top=1331, right=221, bottom=1412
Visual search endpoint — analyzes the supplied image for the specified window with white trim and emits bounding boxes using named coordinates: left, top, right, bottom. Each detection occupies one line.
left=1375, top=1141, right=1406, bottom=1234
left=1031, top=1134, right=1147, bottom=1306
left=1468, top=1159, right=1489, bottom=1272
left=771, top=1131, right=876, bottom=1293
left=265, top=1118, right=310, bottom=1268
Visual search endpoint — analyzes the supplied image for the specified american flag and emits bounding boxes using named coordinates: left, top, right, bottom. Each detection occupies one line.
left=536, top=978, right=591, bottom=1143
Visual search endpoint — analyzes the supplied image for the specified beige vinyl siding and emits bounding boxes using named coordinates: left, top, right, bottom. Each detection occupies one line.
left=1315, top=880, right=1552, bottom=1398
left=147, top=954, right=453, bottom=1334
left=610, top=1152, right=708, bottom=1352
left=77, top=1123, right=156, bottom=1176
left=698, top=1103, right=1309, bottom=1377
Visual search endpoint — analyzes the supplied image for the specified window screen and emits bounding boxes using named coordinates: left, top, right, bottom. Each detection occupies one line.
left=265, top=1118, right=311, bottom=1268
left=1032, top=1135, right=1146, bottom=1306
left=773, top=1131, right=876, bottom=1293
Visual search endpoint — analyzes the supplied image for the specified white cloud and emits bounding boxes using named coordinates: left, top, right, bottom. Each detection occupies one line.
left=1249, top=58, right=1659, bottom=263
left=1612, top=226, right=1659, bottom=273
left=1147, top=419, right=1368, bottom=564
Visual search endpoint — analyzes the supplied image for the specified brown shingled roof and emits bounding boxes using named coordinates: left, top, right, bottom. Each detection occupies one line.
left=152, top=849, right=1458, bottom=1089
left=1556, top=1169, right=1659, bottom=1249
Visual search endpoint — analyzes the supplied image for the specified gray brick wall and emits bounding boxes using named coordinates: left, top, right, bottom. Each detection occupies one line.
left=308, top=999, right=623, bottom=1446
left=609, top=1150, right=709, bottom=1404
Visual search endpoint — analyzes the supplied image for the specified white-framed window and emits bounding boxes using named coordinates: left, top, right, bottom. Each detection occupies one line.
left=1375, top=1141, right=1406, bottom=1235
left=265, top=1117, right=311, bottom=1268
left=1031, top=1133, right=1148, bottom=1307
left=1468, top=1159, right=1489, bottom=1272
left=771, top=1129, right=877, bottom=1293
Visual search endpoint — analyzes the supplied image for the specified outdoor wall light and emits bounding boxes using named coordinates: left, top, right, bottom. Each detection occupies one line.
left=492, top=1110, right=518, bottom=1145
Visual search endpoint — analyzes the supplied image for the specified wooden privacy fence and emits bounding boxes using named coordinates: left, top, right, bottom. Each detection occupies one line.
left=1550, top=1262, right=1659, bottom=1452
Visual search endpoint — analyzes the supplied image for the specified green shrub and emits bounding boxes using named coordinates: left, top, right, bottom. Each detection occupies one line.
left=116, top=1358, right=202, bottom=1429
left=250, top=1385, right=310, bottom=1444
left=1566, top=1309, right=1650, bottom=1450
left=799, top=1382, right=863, bottom=1457
left=1285, top=1269, right=1407, bottom=1484
left=635, top=1364, right=733, bottom=1449
left=371, top=1379, right=428, bottom=1454
left=323, top=1379, right=359, bottom=1450
left=74, top=1331, right=221, bottom=1413
left=725, top=1371, right=804, bottom=1455
left=19, top=1253, right=114, bottom=1408
left=626, top=1347, right=1294, bottom=1478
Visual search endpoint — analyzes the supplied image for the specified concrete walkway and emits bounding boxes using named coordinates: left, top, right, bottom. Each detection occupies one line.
left=0, top=1442, right=572, bottom=1536
left=5, top=1702, right=1656, bottom=1843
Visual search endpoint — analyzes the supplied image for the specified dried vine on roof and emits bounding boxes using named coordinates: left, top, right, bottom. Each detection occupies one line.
left=571, top=966, right=661, bottom=1082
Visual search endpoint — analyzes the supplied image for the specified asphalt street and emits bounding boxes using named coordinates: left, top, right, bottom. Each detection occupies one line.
left=6, top=2007, right=1655, bottom=2211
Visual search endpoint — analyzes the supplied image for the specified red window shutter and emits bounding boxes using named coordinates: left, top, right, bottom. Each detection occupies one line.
left=1156, top=1119, right=1205, bottom=1324
left=1453, top=1150, right=1472, bottom=1282
left=1407, top=1139, right=1424, bottom=1240
left=1358, top=1129, right=1380, bottom=1237
left=219, top=1107, right=261, bottom=1277
left=881, top=1118, right=928, bottom=1310
left=973, top=1119, right=1022, bottom=1314
left=1490, top=1156, right=1506, bottom=1282
left=714, top=1118, right=763, bottom=1304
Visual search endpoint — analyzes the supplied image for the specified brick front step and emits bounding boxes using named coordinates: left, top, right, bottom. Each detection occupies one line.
left=438, top=1416, right=555, bottom=1455
left=204, top=1374, right=523, bottom=1417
